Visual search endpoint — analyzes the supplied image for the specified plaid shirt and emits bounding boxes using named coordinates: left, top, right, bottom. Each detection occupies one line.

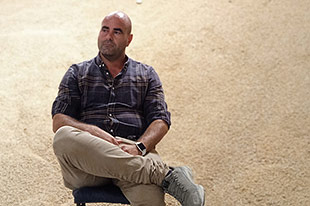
left=52, top=55, right=171, bottom=140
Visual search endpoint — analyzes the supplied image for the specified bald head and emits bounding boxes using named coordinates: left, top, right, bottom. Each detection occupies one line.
left=103, top=11, right=132, bottom=34
left=97, top=11, right=133, bottom=62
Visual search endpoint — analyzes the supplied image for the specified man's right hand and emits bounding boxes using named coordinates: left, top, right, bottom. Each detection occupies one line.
left=86, top=125, right=120, bottom=146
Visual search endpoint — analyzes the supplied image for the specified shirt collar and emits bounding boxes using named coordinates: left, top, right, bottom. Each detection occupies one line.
left=95, top=53, right=130, bottom=70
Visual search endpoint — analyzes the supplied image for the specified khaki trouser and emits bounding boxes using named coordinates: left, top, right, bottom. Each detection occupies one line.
left=53, top=126, right=170, bottom=206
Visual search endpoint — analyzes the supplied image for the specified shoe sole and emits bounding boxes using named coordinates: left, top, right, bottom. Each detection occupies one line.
left=197, top=185, right=205, bottom=206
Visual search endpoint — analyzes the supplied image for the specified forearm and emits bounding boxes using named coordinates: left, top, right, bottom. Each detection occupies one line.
left=52, top=113, right=119, bottom=145
left=138, top=119, right=169, bottom=152
left=53, top=113, right=90, bottom=133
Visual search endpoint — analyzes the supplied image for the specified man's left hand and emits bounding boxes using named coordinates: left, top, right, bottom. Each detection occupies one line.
left=120, top=144, right=142, bottom=156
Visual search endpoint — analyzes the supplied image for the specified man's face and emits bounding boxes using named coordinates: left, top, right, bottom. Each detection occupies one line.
left=97, top=15, right=132, bottom=61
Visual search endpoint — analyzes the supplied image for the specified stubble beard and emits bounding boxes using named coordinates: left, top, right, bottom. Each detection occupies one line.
left=99, top=41, right=122, bottom=61
left=100, top=40, right=115, bottom=53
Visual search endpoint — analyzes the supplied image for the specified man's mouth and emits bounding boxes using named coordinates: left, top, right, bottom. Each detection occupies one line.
left=103, top=41, right=115, bottom=47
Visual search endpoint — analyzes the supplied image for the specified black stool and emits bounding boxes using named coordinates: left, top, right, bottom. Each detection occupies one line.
left=73, top=184, right=130, bottom=205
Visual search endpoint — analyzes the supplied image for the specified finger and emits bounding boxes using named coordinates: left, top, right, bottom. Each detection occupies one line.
left=105, top=136, right=119, bottom=146
left=112, top=138, right=120, bottom=146
left=116, top=139, right=123, bottom=144
left=120, top=146, right=129, bottom=153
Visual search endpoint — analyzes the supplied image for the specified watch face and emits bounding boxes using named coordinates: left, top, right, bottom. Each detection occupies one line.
left=137, top=142, right=146, bottom=150
left=136, top=142, right=147, bottom=155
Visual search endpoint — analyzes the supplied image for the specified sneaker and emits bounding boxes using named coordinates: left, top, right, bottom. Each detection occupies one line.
left=162, top=166, right=205, bottom=206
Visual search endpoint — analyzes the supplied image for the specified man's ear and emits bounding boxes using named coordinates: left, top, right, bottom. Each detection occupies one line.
left=127, top=34, right=133, bottom=46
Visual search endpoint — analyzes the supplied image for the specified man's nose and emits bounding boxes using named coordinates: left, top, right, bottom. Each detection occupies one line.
left=105, top=31, right=113, bottom=40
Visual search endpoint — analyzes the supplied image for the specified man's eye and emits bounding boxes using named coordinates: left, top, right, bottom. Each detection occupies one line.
left=102, top=28, right=108, bottom=32
left=114, top=31, right=121, bottom=35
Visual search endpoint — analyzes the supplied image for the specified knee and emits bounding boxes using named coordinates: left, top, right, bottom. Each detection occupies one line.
left=145, top=194, right=165, bottom=206
left=133, top=188, right=165, bottom=206
left=123, top=184, right=165, bottom=206
left=53, top=126, right=78, bottom=155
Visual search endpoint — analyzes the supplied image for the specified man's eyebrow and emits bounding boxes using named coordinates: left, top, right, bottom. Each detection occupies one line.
left=101, top=26, right=124, bottom=33
left=113, top=28, right=123, bottom=33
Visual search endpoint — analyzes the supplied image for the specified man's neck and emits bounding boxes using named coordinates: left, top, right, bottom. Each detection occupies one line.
left=100, top=53, right=127, bottom=78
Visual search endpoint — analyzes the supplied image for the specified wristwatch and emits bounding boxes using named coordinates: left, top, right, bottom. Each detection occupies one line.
left=135, top=142, right=147, bottom=156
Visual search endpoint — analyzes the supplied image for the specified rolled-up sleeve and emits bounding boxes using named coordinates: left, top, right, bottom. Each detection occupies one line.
left=143, top=67, right=171, bottom=128
left=51, top=65, right=81, bottom=119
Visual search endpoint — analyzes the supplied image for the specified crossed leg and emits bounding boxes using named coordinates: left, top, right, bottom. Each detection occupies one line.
left=113, top=149, right=166, bottom=206
left=53, top=126, right=169, bottom=205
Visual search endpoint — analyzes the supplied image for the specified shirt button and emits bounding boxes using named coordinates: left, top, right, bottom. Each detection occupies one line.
left=110, top=129, right=113, bottom=133
left=109, top=113, right=112, bottom=117
left=106, top=72, right=109, bottom=75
